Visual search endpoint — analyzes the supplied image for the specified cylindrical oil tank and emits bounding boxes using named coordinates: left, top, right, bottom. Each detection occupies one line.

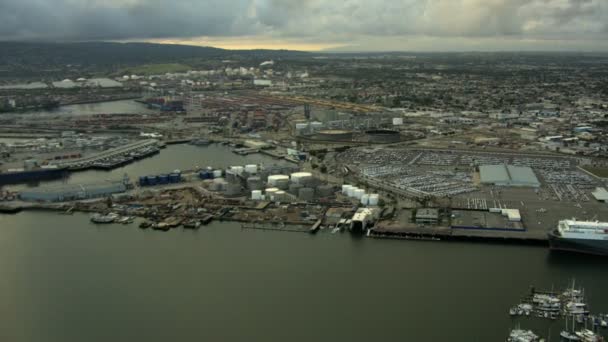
left=354, top=189, right=365, bottom=199
left=213, top=169, right=223, bottom=178
left=347, top=187, right=358, bottom=197
left=168, top=173, right=181, bottom=183
left=361, top=194, right=370, bottom=205
left=275, top=179, right=289, bottom=190
left=342, top=184, right=352, bottom=194
left=247, top=177, right=263, bottom=190
left=365, top=129, right=401, bottom=144
left=245, top=164, right=258, bottom=174
left=224, top=183, right=242, bottom=196
left=265, top=188, right=279, bottom=201
left=210, top=179, right=226, bottom=191
left=251, top=190, right=264, bottom=200
left=298, top=187, right=315, bottom=202
left=316, top=185, right=334, bottom=198
left=274, top=190, right=286, bottom=202
left=267, top=175, right=289, bottom=187
left=146, top=175, right=158, bottom=186
left=288, top=183, right=303, bottom=195
left=290, top=172, right=313, bottom=184
left=369, top=194, right=380, bottom=206
left=230, top=166, right=244, bottom=175
left=225, top=171, right=239, bottom=183
left=313, top=129, right=353, bottom=142
left=392, top=117, right=404, bottom=126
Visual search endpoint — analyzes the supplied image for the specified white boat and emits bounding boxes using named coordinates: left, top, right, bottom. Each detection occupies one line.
left=575, top=329, right=603, bottom=342
left=91, top=213, right=119, bottom=224
left=560, top=331, right=581, bottom=341
left=507, top=328, right=542, bottom=342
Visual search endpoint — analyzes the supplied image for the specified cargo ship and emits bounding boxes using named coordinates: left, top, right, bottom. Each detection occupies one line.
left=548, top=219, right=608, bottom=256
left=0, top=165, right=67, bottom=185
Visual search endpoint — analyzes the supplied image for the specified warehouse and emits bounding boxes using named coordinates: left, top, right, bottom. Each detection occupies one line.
left=479, top=164, right=540, bottom=187
left=20, top=181, right=127, bottom=202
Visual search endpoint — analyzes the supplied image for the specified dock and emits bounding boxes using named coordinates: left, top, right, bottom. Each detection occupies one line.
left=369, top=225, right=548, bottom=245
left=51, top=139, right=160, bottom=170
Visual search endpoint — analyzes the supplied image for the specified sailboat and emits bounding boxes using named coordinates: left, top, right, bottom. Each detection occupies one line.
left=561, top=314, right=581, bottom=341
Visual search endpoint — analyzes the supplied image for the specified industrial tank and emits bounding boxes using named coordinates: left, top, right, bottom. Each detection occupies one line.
left=365, top=129, right=401, bottom=144
left=251, top=190, right=264, bottom=200
left=298, top=188, right=315, bottom=202
left=247, top=177, right=263, bottom=190
left=312, top=129, right=353, bottom=142
left=267, top=175, right=290, bottom=187
left=290, top=172, right=313, bottom=184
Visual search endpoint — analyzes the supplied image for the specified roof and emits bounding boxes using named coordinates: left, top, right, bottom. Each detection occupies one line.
left=416, top=208, right=439, bottom=219
left=479, top=164, right=540, bottom=187
left=592, top=187, right=608, bottom=202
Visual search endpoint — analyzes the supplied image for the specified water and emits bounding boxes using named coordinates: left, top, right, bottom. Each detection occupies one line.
left=0, top=212, right=606, bottom=342
left=13, top=99, right=156, bottom=117
left=6, top=144, right=292, bottom=191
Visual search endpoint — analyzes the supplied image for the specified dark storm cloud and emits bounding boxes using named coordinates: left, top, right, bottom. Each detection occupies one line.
left=0, top=0, right=255, bottom=40
left=0, top=0, right=606, bottom=42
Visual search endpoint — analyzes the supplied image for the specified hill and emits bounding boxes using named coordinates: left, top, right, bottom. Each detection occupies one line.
left=0, top=41, right=308, bottom=78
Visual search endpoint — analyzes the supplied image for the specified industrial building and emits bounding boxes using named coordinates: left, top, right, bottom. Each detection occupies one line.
left=19, top=181, right=127, bottom=202
left=592, top=187, right=608, bottom=203
left=415, top=208, right=439, bottom=225
left=479, top=164, right=540, bottom=187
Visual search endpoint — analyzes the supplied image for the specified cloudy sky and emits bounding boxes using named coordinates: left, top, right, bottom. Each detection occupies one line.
left=1, top=0, right=607, bottom=51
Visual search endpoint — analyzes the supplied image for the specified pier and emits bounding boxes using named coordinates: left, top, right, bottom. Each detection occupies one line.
left=51, top=139, right=160, bottom=170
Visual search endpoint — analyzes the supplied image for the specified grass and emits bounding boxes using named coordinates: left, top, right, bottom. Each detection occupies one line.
left=581, top=165, right=608, bottom=178
left=118, top=63, right=191, bottom=76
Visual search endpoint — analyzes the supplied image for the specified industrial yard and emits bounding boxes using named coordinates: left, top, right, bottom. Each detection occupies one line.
left=1, top=51, right=608, bottom=257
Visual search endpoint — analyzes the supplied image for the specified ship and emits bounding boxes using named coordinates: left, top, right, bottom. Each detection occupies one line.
left=0, top=165, right=67, bottom=185
left=548, top=219, right=608, bottom=256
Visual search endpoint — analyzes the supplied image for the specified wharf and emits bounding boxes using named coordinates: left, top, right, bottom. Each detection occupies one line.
left=370, top=224, right=548, bottom=245
left=51, top=139, right=159, bottom=171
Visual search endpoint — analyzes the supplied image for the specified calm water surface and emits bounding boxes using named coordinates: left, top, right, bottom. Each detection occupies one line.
left=17, top=100, right=156, bottom=117
left=0, top=212, right=606, bottom=342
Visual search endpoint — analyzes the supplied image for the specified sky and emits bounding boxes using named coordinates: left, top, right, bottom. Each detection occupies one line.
left=1, top=0, right=607, bottom=51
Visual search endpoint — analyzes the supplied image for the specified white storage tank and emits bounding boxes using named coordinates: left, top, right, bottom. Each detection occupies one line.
left=368, top=194, right=380, bottom=206
left=230, top=166, right=244, bottom=175
left=251, top=190, right=263, bottom=200
left=347, top=187, right=358, bottom=197
left=342, top=184, right=353, bottom=195
left=265, top=187, right=279, bottom=200
left=274, top=190, right=287, bottom=202
left=275, top=179, right=289, bottom=190
left=290, top=172, right=313, bottom=184
left=392, top=117, right=404, bottom=126
left=245, top=164, right=258, bottom=174
left=354, top=189, right=365, bottom=200
left=213, top=169, right=223, bottom=178
left=267, top=175, right=290, bottom=187
left=361, top=194, right=370, bottom=205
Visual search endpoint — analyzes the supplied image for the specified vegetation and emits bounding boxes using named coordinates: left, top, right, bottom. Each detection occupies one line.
left=581, top=165, right=608, bottom=178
